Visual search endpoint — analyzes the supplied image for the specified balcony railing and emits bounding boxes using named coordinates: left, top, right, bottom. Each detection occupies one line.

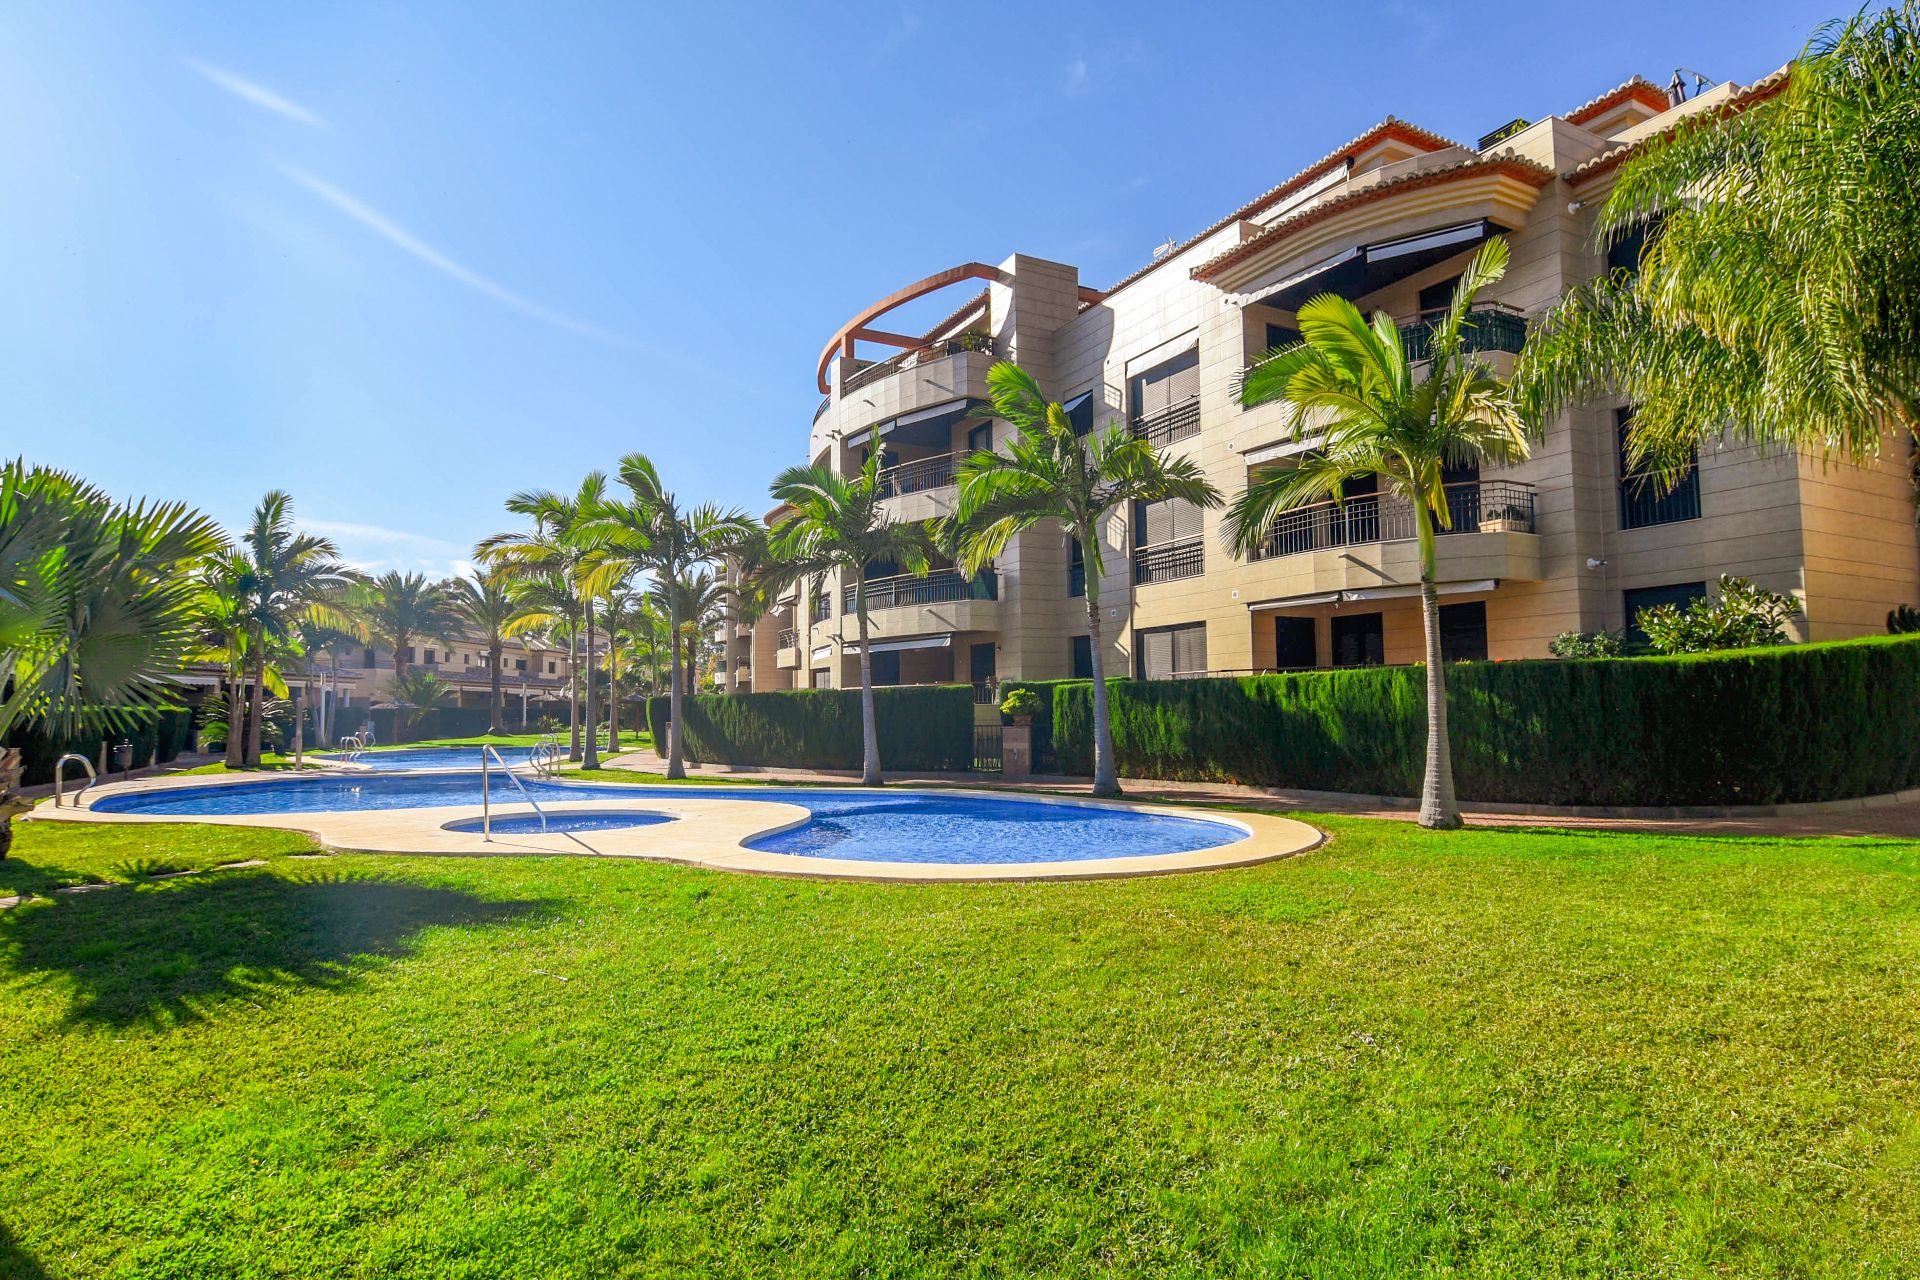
left=1130, top=395, right=1201, bottom=447
left=840, top=332, right=993, bottom=398
left=777, top=628, right=798, bottom=650
left=1253, top=480, right=1536, bottom=560
left=877, top=452, right=957, bottom=498
left=1133, top=538, right=1205, bottom=585
left=844, top=568, right=999, bottom=612
left=1235, top=302, right=1528, bottom=397
left=813, top=396, right=831, bottom=424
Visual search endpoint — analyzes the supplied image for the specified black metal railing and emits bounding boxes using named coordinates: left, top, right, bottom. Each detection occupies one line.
left=1130, top=395, right=1201, bottom=447
left=777, top=628, right=798, bottom=649
left=972, top=724, right=1003, bottom=771
left=1253, top=480, right=1536, bottom=560
left=1620, top=469, right=1701, bottom=529
left=844, top=569, right=998, bottom=613
left=877, top=452, right=957, bottom=498
left=1399, top=302, right=1528, bottom=363
left=1133, top=538, right=1205, bottom=585
left=840, top=333, right=993, bottom=398
left=813, top=396, right=831, bottom=424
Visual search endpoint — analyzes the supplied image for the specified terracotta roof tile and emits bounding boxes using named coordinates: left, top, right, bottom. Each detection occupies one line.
left=1188, top=152, right=1556, bottom=283
left=1564, top=75, right=1673, bottom=127
left=1094, top=117, right=1462, bottom=300
left=1566, top=66, right=1792, bottom=185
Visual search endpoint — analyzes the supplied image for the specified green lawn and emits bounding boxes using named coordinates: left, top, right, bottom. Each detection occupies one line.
left=2, top=810, right=1917, bottom=1278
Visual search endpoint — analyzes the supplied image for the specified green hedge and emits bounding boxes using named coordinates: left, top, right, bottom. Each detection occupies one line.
left=646, top=685, right=975, bottom=772
left=9, top=707, right=195, bottom=786
left=1050, top=636, right=1920, bottom=807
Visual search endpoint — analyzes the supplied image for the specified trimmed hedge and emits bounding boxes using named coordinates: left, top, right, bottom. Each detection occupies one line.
left=647, top=685, right=975, bottom=772
left=1050, top=635, right=1920, bottom=807
left=9, top=707, right=195, bottom=786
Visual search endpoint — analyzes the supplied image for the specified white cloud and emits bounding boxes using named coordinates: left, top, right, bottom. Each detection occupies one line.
left=273, top=162, right=643, bottom=350
left=184, top=58, right=332, bottom=130
left=303, top=519, right=476, bottom=580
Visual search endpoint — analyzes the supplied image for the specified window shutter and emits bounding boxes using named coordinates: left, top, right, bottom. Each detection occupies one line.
left=1172, top=624, right=1207, bottom=676
left=1130, top=348, right=1199, bottom=417
left=1140, top=629, right=1174, bottom=680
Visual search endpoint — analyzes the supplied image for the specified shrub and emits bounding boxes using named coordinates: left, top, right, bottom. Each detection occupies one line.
left=998, top=688, right=1041, bottom=720
left=1048, top=636, right=1920, bottom=807
left=1549, top=629, right=1624, bottom=658
left=1638, top=575, right=1799, bottom=653
left=645, top=685, right=974, bottom=772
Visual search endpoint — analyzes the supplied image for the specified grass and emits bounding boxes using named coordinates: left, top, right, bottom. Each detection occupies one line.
left=2, top=810, right=1917, bottom=1277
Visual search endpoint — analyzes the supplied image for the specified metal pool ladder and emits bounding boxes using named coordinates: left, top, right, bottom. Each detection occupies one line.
left=481, top=744, right=548, bottom=841
left=529, top=735, right=562, bottom=778
left=52, top=753, right=97, bottom=808
left=335, top=734, right=365, bottom=761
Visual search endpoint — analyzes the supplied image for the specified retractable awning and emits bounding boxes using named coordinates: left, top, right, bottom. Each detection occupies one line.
left=1246, top=579, right=1498, bottom=611
left=810, top=645, right=834, bottom=662
left=844, top=399, right=990, bottom=451
left=842, top=633, right=954, bottom=655
left=1248, top=219, right=1504, bottom=312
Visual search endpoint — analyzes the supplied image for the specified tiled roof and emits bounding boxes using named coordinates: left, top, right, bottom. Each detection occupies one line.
left=1564, top=75, right=1672, bottom=127
left=919, top=287, right=989, bottom=342
left=1566, top=66, right=1792, bottom=185
left=1095, top=117, right=1463, bottom=300
left=1189, top=152, right=1556, bottom=283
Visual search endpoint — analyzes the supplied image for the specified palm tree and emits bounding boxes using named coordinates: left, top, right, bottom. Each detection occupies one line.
left=191, top=551, right=255, bottom=766
left=362, top=571, right=458, bottom=685
left=497, top=571, right=582, bottom=748
left=1224, top=238, right=1529, bottom=829
left=762, top=453, right=934, bottom=786
left=448, top=574, right=521, bottom=735
left=476, top=476, right=609, bottom=766
left=1514, top=5, right=1920, bottom=480
left=228, top=492, right=357, bottom=767
left=946, top=363, right=1220, bottom=799
left=388, top=668, right=456, bottom=742
left=651, top=569, right=728, bottom=699
left=0, top=461, right=225, bottom=855
left=589, top=455, right=753, bottom=780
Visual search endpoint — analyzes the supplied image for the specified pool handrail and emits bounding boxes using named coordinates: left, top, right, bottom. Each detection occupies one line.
left=53, top=753, right=97, bottom=808
left=481, top=744, right=547, bottom=841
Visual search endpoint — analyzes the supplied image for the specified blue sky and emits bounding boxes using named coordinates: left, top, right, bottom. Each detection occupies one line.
left=1, top=1, right=1827, bottom=577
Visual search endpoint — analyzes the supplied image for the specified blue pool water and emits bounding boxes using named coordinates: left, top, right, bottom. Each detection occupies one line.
left=93, top=775, right=1245, bottom=864
left=320, top=746, right=536, bottom=772
left=441, top=811, right=673, bottom=835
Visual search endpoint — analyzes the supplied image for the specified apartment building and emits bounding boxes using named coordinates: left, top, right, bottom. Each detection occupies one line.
left=730, top=65, right=1920, bottom=695
left=282, top=634, right=579, bottom=725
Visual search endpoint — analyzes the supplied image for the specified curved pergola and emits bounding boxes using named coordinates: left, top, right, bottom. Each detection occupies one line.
left=813, top=262, right=1010, bottom=395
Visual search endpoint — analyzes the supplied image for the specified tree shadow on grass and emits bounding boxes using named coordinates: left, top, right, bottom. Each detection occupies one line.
left=0, top=869, right=550, bottom=1028
left=0, top=1223, right=50, bottom=1280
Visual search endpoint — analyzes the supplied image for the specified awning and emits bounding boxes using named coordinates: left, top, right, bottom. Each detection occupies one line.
left=844, top=398, right=990, bottom=451
left=1247, top=579, right=1498, bottom=611
left=843, top=633, right=953, bottom=655
left=810, top=645, right=834, bottom=662
left=1247, top=219, right=1503, bottom=312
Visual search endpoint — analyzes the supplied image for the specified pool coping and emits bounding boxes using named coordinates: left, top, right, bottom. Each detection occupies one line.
left=28, top=769, right=1325, bottom=883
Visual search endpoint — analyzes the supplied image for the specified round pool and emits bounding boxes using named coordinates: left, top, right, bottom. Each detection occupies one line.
left=92, top=775, right=1247, bottom=864
left=440, top=810, right=673, bottom=835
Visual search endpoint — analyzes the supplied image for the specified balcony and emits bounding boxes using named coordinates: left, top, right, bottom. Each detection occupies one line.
left=844, top=569, right=998, bottom=613
left=842, top=334, right=994, bottom=398
left=1133, top=538, right=1205, bottom=586
left=877, top=451, right=957, bottom=499
left=1237, top=302, right=1528, bottom=399
left=1130, top=395, right=1201, bottom=448
left=1242, top=479, right=1544, bottom=598
left=1253, top=480, right=1535, bottom=559
left=776, top=627, right=800, bottom=669
left=777, top=627, right=799, bottom=649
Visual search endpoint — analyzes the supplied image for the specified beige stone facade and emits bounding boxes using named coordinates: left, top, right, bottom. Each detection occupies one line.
left=738, top=68, right=1919, bottom=693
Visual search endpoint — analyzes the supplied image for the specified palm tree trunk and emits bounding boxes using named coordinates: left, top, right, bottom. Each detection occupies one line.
left=855, top=590, right=881, bottom=786
left=244, top=651, right=267, bottom=767
left=582, top=597, right=600, bottom=770
left=567, top=615, right=582, bottom=761
left=1085, top=576, right=1120, bottom=798
left=607, top=647, right=621, bottom=752
left=224, top=666, right=245, bottom=768
left=666, top=587, right=686, bottom=779
left=488, top=639, right=504, bottom=735
left=1414, top=509, right=1461, bottom=829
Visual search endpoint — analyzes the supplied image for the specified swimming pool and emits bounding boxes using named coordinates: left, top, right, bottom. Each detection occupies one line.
left=319, top=746, right=537, bottom=772
left=90, top=774, right=1247, bottom=864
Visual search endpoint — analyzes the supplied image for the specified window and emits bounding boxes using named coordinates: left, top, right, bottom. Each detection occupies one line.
left=463, top=652, right=472, bottom=666
left=1273, top=616, right=1316, bottom=670
left=547, top=661, right=556, bottom=674
left=1605, top=215, right=1664, bottom=276
left=1331, top=612, right=1385, bottom=666
left=1068, top=537, right=1085, bottom=598
left=515, top=658, right=527, bottom=671
left=969, top=642, right=996, bottom=684
left=1134, top=497, right=1203, bottom=547
left=1618, top=407, right=1700, bottom=528
left=423, top=648, right=436, bottom=665
left=871, top=652, right=901, bottom=686
left=1063, top=391, right=1095, bottom=437
left=362, top=647, right=376, bottom=669
left=1439, top=601, right=1488, bottom=662
left=811, top=669, right=832, bottom=689
left=1264, top=322, right=1300, bottom=351
left=966, top=422, right=993, bottom=454
left=1129, top=348, right=1200, bottom=445
left=1624, top=581, right=1706, bottom=649
left=1071, top=635, right=1094, bottom=679
left=1417, top=275, right=1462, bottom=316
left=1136, top=622, right=1207, bottom=680
left=400, top=646, right=414, bottom=663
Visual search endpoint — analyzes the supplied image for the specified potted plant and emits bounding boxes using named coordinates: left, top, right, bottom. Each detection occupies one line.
left=1480, top=503, right=1532, bottom=534
left=999, top=687, right=1040, bottom=725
